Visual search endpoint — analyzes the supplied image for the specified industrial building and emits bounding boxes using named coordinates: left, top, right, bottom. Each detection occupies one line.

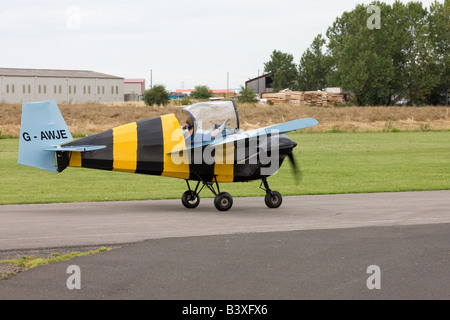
left=124, top=79, right=145, bottom=96
left=124, top=78, right=145, bottom=101
left=0, top=68, right=124, bottom=104
left=245, top=73, right=273, bottom=95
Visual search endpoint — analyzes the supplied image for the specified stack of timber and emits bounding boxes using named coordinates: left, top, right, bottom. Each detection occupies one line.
left=262, top=89, right=344, bottom=106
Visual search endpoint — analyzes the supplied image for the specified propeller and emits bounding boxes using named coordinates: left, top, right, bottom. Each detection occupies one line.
left=287, top=151, right=302, bottom=184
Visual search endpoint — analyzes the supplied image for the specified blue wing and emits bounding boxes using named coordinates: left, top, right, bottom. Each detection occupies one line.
left=167, top=117, right=318, bottom=155
left=209, top=117, right=319, bottom=147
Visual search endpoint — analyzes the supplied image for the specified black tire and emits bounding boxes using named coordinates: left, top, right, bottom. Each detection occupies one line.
left=214, top=192, right=233, bottom=211
left=265, top=191, right=282, bottom=208
left=181, top=191, right=200, bottom=209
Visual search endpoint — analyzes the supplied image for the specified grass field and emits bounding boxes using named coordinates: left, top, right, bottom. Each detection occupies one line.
left=0, top=131, right=449, bottom=205
left=1, top=102, right=450, bottom=137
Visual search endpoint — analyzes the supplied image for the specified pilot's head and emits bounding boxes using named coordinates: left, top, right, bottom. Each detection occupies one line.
left=185, top=117, right=194, bottom=132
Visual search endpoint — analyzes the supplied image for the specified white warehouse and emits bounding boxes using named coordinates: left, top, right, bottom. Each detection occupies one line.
left=0, top=68, right=124, bottom=104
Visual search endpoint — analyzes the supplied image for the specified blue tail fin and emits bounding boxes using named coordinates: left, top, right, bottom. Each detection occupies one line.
left=18, top=100, right=73, bottom=172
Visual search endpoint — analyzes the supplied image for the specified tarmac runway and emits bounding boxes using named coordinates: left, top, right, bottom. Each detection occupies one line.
left=1, top=191, right=449, bottom=250
left=0, top=191, right=449, bottom=300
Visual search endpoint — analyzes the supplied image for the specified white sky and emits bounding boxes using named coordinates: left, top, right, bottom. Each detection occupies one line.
left=0, top=0, right=438, bottom=91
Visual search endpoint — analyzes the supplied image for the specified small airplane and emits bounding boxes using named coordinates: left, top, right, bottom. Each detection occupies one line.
left=18, top=100, right=318, bottom=211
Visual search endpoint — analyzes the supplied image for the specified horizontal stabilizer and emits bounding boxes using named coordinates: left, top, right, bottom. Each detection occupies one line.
left=44, top=145, right=106, bottom=152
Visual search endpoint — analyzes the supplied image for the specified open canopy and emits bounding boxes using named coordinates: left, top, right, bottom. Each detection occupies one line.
left=182, top=100, right=239, bottom=134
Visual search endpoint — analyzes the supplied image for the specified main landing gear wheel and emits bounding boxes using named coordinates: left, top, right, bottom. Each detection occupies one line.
left=264, top=191, right=282, bottom=208
left=214, top=192, right=233, bottom=211
left=183, top=177, right=233, bottom=212
left=181, top=190, right=200, bottom=209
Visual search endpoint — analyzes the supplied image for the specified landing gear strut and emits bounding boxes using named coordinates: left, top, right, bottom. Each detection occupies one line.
left=182, top=176, right=233, bottom=212
left=181, top=177, right=282, bottom=211
left=181, top=180, right=202, bottom=209
left=260, top=178, right=283, bottom=208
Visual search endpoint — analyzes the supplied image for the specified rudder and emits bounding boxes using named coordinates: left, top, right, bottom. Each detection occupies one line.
left=18, top=100, right=73, bottom=172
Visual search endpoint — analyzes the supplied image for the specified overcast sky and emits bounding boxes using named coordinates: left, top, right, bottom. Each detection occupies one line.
left=0, top=0, right=437, bottom=91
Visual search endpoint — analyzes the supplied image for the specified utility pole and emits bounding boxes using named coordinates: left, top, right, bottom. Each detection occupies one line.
left=226, top=72, right=229, bottom=100
left=257, top=69, right=260, bottom=95
left=150, top=69, right=153, bottom=89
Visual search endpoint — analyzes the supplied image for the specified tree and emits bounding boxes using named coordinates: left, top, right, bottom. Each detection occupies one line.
left=143, top=84, right=170, bottom=106
left=398, top=1, right=438, bottom=105
left=325, top=1, right=442, bottom=105
left=326, top=2, right=396, bottom=105
left=190, top=85, right=213, bottom=99
left=428, top=0, right=450, bottom=105
left=264, top=50, right=298, bottom=91
left=261, top=1, right=447, bottom=105
left=298, top=34, right=332, bottom=91
left=238, top=86, right=258, bottom=103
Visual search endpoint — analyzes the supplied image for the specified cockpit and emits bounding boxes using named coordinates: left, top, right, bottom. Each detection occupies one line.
left=182, top=100, right=240, bottom=146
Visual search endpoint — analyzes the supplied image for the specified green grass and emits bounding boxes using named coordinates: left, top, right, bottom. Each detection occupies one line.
left=0, top=132, right=449, bottom=205
left=0, top=247, right=113, bottom=279
left=0, top=247, right=111, bottom=269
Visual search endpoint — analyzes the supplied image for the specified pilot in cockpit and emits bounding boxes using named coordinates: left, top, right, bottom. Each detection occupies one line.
left=183, top=116, right=228, bottom=146
left=182, top=116, right=194, bottom=137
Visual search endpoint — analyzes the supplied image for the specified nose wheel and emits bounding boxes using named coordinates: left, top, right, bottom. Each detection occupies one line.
left=260, top=178, right=283, bottom=208
left=264, top=190, right=282, bottom=208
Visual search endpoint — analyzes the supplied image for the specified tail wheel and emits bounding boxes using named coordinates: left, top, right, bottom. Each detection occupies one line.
left=181, top=191, right=200, bottom=209
left=265, top=191, right=282, bottom=208
left=214, top=192, right=233, bottom=211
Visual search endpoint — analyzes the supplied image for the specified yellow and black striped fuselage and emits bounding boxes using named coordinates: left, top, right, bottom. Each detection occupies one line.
left=60, top=114, right=294, bottom=183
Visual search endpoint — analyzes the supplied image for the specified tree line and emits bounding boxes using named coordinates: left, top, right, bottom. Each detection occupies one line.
left=143, top=85, right=214, bottom=106
left=264, top=0, right=449, bottom=106
left=143, top=84, right=258, bottom=106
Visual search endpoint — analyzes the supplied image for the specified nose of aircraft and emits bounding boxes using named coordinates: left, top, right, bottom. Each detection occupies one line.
left=278, top=134, right=297, bottom=149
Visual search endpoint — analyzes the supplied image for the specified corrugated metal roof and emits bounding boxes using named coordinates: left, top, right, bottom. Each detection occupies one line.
left=124, top=79, right=145, bottom=83
left=245, top=73, right=273, bottom=83
left=0, top=68, right=123, bottom=79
